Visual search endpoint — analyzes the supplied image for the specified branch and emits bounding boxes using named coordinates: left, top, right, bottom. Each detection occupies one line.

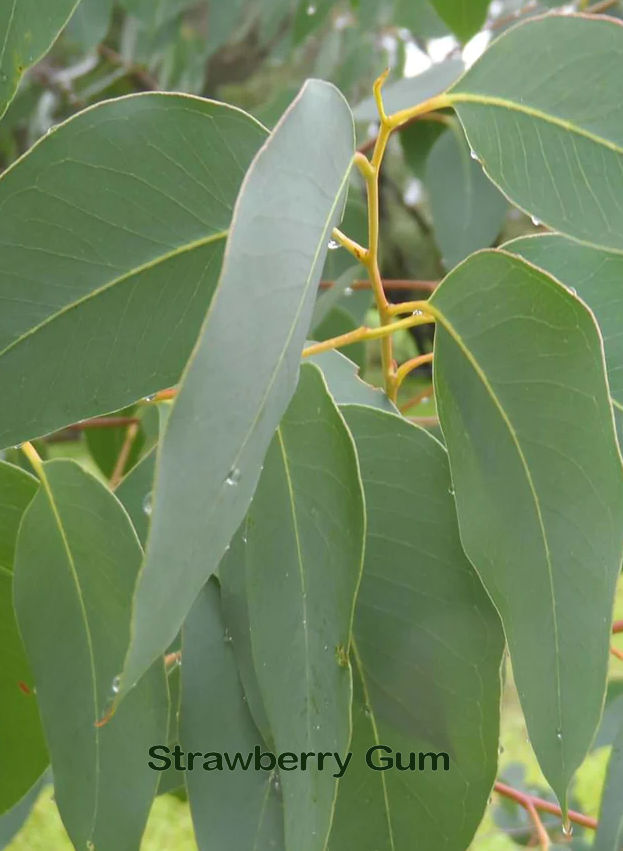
left=97, top=45, right=158, bottom=91
left=494, top=781, right=597, bottom=833
left=319, top=278, right=438, bottom=293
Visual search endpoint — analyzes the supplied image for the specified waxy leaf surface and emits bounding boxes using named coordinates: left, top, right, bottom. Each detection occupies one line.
left=505, top=234, right=623, bottom=409
left=430, top=250, right=623, bottom=807
left=0, top=93, right=266, bottom=447
left=329, top=406, right=504, bottom=851
left=0, top=1, right=81, bottom=118
left=447, top=15, right=623, bottom=252
left=121, top=80, right=355, bottom=696
left=240, top=365, right=365, bottom=851
left=14, top=460, right=168, bottom=851
left=431, top=0, right=489, bottom=41
left=0, top=462, right=46, bottom=814
left=594, top=716, right=623, bottom=851
left=181, top=580, right=284, bottom=851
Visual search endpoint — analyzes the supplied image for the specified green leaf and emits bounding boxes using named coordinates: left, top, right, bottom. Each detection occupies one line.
left=354, top=58, right=463, bottom=122
left=594, top=717, right=623, bottom=851
left=430, top=0, right=489, bottom=41
left=239, top=364, right=365, bottom=851
left=429, top=249, right=623, bottom=809
left=504, top=234, right=623, bottom=410
left=180, top=579, right=284, bottom=851
left=330, top=405, right=504, bottom=849
left=308, top=348, right=397, bottom=413
left=0, top=769, right=49, bottom=848
left=120, top=80, right=355, bottom=697
left=67, top=0, right=113, bottom=50
left=425, top=123, right=507, bottom=269
left=0, top=1, right=81, bottom=119
left=13, top=460, right=168, bottom=851
left=446, top=15, right=623, bottom=252
left=0, top=93, right=266, bottom=448
left=400, top=120, right=446, bottom=179
left=0, top=462, right=46, bottom=816
left=312, top=265, right=359, bottom=328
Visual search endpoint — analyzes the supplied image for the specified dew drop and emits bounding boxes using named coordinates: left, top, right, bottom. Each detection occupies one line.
left=223, top=628, right=233, bottom=644
left=448, top=486, right=455, bottom=496
left=412, top=308, right=423, bottom=316
left=143, top=394, right=156, bottom=402
left=531, top=215, right=542, bottom=226
left=469, top=149, right=479, bottom=161
left=142, top=492, right=153, bottom=516
left=327, top=239, right=340, bottom=250
left=307, top=2, right=317, bottom=13
left=111, top=675, right=121, bottom=695
left=344, top=286, right=354, bottom=297
left=562, top=821, right=573, bottom=837
left=567, top=286, right=577, bottom=296
left=556, top=729, right=563, bottom=741
left=226, top=467, right=241, bottom=486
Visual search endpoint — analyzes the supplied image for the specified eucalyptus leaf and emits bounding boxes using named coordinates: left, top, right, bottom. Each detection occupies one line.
left=308, top=348, right=397, bottom=412
left=430, top=0, right=489, bottom=41
left=120, top=80, right=355, bottom=698
left=181, top=579, right=284, bottom=851
left=241, top=364, right=365, bottom=851
left=0, top=94, right=266, bottom=448
left=14, top=460, right=169, bottom=851
left=0, top=462, right=46, bottom=816
left=594, top=716, right=623, bottom=851
left=430, top=249, right=623, bottom=809
left=504, top=234, right=623, bottom=408
left=0, top=1, right=81, bottom=119
left=330, top=405, right=504, bottom=850
left=447, top=14, right=623, bottom=252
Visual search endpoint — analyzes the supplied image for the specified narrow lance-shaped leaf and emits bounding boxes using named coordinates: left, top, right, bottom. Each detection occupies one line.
left=13, top=460, right=169, bottom=851
left=0, top=93, right=266, bottom=448
left=180, top=579, right=284, bottom=851
left=329, top=406, right=504, bottom=851
left=445, top=15, right=623, bottom=253
left=119, top=80, right=355, bottom=697
left=425, top=121, right=507, bottom=270
left=236, top=364, right=365, bottom=851
left=594, top=716, right=623, bottom=851
left=504, top=234, right=623, bottom=411
left=0, top=1, right=81, bottom=119
left=0, top=462, right=46, bottom=815
left=429, top=249, right=623, bottom=809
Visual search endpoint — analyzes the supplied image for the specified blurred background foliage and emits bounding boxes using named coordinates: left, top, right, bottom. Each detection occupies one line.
left=2, top=0, right=623, bottom=847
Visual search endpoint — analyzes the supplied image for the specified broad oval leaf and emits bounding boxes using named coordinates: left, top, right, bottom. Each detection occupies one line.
left=120, top=79, right=355, bottom=697
left=0, top=1, right=81, bottom=119
left=180, top=579, right=284, bottom=851
left=0, top=462, right=46, bottom=815
left=425, top=123, right=507, bottom=270
left=504, top=234, right=623, bottom=409
left=446, top=15, right=623, bottom=252
left=13, top=460, right=168, bottom=851
left=329, top=405, right=504, bottom=851
left=238, top=364, right=365, bottom=851
left=594, top=716, right=623, bottom=851
left=429, top=249, right=623, bottom=808
left=0, top=93, right=266, bottom=448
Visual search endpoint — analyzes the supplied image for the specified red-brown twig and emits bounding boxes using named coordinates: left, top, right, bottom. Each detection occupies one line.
left=74, top=416, right=139, bottom=429
left=494, top=781, right=597, bottom=832
left=400, top=384, right=433, bottom=414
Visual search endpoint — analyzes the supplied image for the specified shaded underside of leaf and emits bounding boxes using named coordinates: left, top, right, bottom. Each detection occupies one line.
left=0, top=93, right=266, bottom=446
left=330, top=405, right=504, bottom=851
left=430, top=249, right=623, bottom=807
left=448, top=14, right=623, bottom=252
left=121, top=79, right=355, bottom=698
left=13, top=460, right=168, bottom=850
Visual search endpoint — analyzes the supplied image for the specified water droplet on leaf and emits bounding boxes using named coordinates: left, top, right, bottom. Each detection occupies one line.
left=307, top=2, right=317, bottom=13
left=111, top=675, right=121, bottom=695
left=142, top=492, right=153, bottom=516
left=531, top=215, right=542, bottom=226
left=327, top=239, right=340, bottom=250
left=226, top=468, right=241, bottom=486
left=344, top=286, right=354, bottom=297
left=469, top=149, right=479, bottom=161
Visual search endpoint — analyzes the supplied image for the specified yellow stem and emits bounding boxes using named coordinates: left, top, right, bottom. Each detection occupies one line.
left=388, top=93, right=453, bottom=132
left=387, top=300, right=433, bottom=317
left=21, top=442, right=44, bottom=478
left=303, top=314, right=434, bottom=359
left=394, top=353, right=434, bottom=392
left=331, top=227, right=369, bottom=264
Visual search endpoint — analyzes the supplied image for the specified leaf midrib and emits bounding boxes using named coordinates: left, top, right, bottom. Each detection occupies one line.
left=0, top=229, right=228, bottom=360
left=448, top=91, right=623, bottom=157
left=37, top=464, right=101, bottom=842
left=430, top=301, right=564, bottom=776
